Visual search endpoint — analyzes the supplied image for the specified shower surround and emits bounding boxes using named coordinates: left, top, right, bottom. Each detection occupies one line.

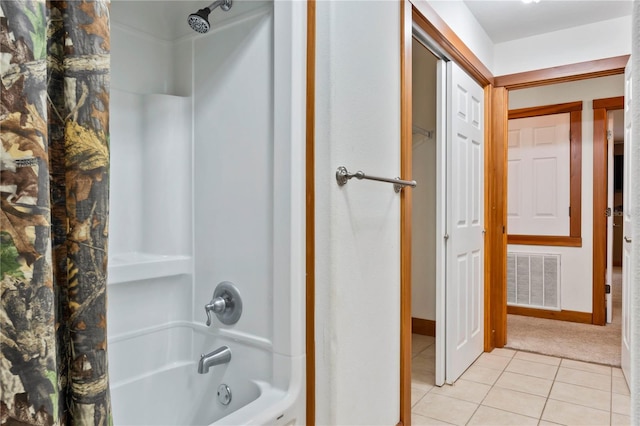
left=107, top=1, right=306, bottom=424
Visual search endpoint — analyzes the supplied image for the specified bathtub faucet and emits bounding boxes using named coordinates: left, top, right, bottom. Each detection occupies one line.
left=197, top=346, right=231, bottom=374
left=205, top=281, right=243, bottom=326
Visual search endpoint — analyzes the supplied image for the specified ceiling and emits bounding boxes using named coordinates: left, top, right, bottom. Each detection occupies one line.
left=461, top=1, right=630, bottom=142
left=463, top=0, right=633, bottom=43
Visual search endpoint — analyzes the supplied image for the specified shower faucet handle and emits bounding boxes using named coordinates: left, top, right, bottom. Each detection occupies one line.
left=204, top=281, right=243, bottom=326
left=205, top=297, right=227, bottom=326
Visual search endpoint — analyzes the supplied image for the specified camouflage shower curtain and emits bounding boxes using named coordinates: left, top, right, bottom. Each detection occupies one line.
left=1, top=1, right=112, bottom=424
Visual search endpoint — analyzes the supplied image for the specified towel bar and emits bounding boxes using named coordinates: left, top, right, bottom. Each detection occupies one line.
left=336, top=166, right=417, bottom=193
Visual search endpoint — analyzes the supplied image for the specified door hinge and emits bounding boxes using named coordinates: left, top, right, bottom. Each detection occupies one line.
left=607, top=129, right=613, bottom=141
left=569, top=206, right=571, bottom=217
left=606, top=284, right=611, bottom=294
left=606, top=207, right=612, bottom=217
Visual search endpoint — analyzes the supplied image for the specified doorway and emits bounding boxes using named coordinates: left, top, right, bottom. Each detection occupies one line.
left=410, top=36, right=440, bottom=392
left=409, top=19, right=486, bottom=388
left=605, top=107, right=625, bottom=323
left=502, top=78, right=626, bottom=366
left=399, top=2, right=498, bottom=423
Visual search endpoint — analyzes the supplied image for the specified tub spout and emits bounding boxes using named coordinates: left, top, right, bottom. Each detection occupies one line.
left=197, top=346, right=231, bottom=374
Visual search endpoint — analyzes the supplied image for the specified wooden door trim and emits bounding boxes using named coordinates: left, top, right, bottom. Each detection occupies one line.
left=495, top=55, right=630, bottom=90
left=401, top=2, right=499, bottom=423
left=507, top=102, right=583, bottom=244
left=594, top=96, right=625, bottom=110
left=410, top=0, right=494, bottom=86
left=306, top=1, right=316, bottom=423
left=399, top=1, right=413, bottom=425
left=592, top=96, right=624, bottom=326
left=507, top=235, right=582, bottom=247
left=508, top=101, right=583, bottom=119
left=507, top=306, right=593, bottom=324
left=492, top=62, right=626, bottom=340
left=412, top=318, right=436, bottom=336
left=487, top=86, right=508, bottom=349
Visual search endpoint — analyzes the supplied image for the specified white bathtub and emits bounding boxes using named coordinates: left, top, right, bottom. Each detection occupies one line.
left=109, top=323, right=300, bottom=425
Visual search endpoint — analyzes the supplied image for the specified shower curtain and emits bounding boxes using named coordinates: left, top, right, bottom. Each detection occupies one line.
left=1, top=1, right=112, bottom=424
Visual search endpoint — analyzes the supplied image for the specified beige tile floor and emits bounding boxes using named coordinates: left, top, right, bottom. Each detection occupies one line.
left=412, top=334, right=631, bottom=426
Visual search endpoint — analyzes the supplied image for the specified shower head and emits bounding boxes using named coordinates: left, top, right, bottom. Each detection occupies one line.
left=188, top=0, right=232, bottom=34
left=188, top=8, right=211, bottom=33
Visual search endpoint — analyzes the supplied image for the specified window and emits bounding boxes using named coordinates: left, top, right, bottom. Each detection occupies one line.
left=507, top=102, right=582, bottom=247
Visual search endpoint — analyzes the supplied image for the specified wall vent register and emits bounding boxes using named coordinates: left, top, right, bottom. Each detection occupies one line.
left=507, top=252, right=560, bottom=310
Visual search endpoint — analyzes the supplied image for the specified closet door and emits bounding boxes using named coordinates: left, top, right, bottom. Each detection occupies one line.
left=445, top=61, right=485, bottom=383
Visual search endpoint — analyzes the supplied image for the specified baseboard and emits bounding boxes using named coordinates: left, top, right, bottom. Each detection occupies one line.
left=507, top=306, right=593, bottom=324
left=412, top=317, right=436, bottom=336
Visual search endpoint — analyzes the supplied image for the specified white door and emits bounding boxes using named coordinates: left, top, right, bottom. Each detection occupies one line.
left=621, top=59, right=632, bottom=382
left=445, top=61, right=484, bottom=383
left=507, top=114, right=571, bottom=236
left=606, top=113, right=614, bottom=324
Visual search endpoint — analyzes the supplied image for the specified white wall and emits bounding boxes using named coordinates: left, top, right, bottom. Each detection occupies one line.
left=413, top=39, right=438, bottom=132
left=412, top=40, right=438, bottom=322
left=110, top=10, right=193, bottom=261
left=494, top=16, right=632, bottom=76
left=424, top=4, right=631, bottom=77
left=315, top=1, right=400, bottom=423
left=426, top=0, right=494, bottom=72
left=110, top=22, right=175, bottom=94
left=193, top=9, right=275, bottom=342
left=108, top=6, right=195, bottom=410
left=508, top=75, right=624, bottom=313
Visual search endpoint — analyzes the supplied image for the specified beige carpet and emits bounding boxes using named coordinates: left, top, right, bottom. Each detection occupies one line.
left=505, top=268, right=622, bottom=366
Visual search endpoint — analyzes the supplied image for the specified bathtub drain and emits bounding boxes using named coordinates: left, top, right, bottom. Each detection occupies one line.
left=217, top=384, right=232, bottom=406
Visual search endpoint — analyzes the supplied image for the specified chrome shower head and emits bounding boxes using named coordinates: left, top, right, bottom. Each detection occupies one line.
left=189, top=7, right=211, bottom=34
left=188, top=0, right=232, bottom=34
left=188, top=8, right=211, bottom=33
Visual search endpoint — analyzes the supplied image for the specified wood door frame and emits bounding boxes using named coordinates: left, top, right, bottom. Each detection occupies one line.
left=497, top=72, right=626, bottom=329
left=399, top=2, right=413, bottom=423
left=507, top=101, right=584, bottom=248
left=593, top=96, right=625, bottom=326
left=400, top=1, right=497, bottom=424
left=306, top=0, right=316, bottom=423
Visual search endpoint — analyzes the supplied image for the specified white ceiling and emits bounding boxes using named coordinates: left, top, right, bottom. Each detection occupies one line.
left=463, top=0, right=633, bottom=43
left=461, top=1, right=630, bottom=142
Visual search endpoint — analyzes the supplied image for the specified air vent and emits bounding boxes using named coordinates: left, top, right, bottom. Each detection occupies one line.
left=507, top=252, right=560, bottom=310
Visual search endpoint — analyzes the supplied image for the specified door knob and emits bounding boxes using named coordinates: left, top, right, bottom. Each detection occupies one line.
left=624, top=236, right=632, bottom=243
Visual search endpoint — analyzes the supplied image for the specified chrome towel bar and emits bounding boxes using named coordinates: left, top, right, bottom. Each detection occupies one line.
left=336, top=166, right=417, bottom=193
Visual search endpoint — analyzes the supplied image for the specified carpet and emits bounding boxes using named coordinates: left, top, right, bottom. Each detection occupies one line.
left=505, top=269, right=622, bottom=367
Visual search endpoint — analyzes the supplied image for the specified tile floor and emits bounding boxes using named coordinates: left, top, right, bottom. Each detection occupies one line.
left=412, top=334, right=631, bottom=425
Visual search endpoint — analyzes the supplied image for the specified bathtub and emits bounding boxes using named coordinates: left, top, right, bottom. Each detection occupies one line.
left=109, top=322, right=300, bottom=425
left=108, top=0, right=307, bottom=422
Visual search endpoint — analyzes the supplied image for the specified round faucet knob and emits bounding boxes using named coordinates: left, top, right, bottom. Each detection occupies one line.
left=204, top=281, right=243, bottom=326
